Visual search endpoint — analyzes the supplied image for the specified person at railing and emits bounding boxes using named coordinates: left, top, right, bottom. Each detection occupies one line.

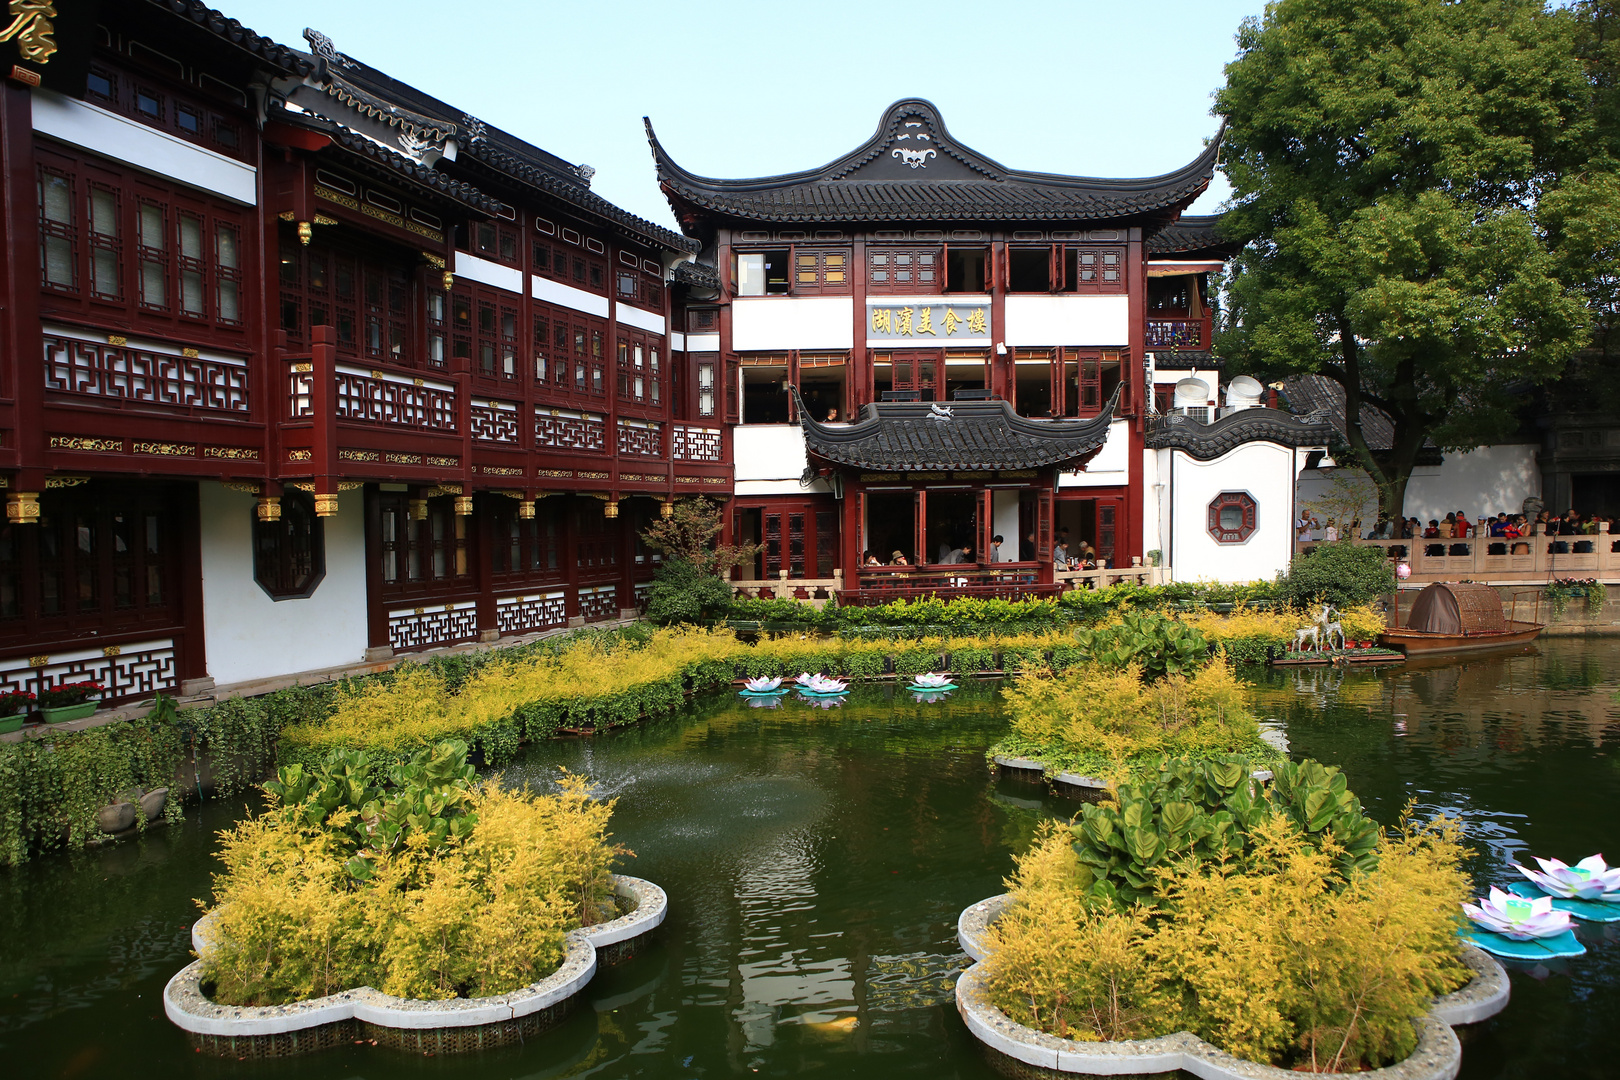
left=1424, top=520, right=1441, bottom=539
left=989, top=534, right=1005, bottom=562
left=1324, top=520, right=1339, bottom=542
left=1439, top=513, right=1455, bottom=538
left=941, top=544, right=975, bottom=565
left=889, top=550, right=909, bottom=566
left=1053, top=540, right=1070, bottom=570
left=1297, top=514, right=1311, bottom=542
left=1453, top=512, right=1471, bottom=538
left=1020, top=531, right=1036, bottom=561
left=863, top=550, right=881, bottom=566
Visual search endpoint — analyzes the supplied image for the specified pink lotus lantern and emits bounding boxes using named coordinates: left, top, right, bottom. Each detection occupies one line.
left=1395, top=562, right=1412, bottom=581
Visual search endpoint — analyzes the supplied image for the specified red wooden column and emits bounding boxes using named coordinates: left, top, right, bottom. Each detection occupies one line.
left=1123, top=227, right=1148, bottom=562
left=913, top=488, right=927, bottom=567
left=842, top=482, right=863, bottom=587
left=1, top=81, right=45, bottom=503
left=309, top=325, right=338, bottom=515
left=980, top=489, right=994, bottom=566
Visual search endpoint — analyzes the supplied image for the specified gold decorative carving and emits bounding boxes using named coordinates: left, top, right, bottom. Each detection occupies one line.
left=133, top=441, right=197, bottom=456
left=102, top=645, right=121, bottom=658
left=414, top=606, right=425, bottom=615
left=314, top=493, right=340, bottom=517
left=953, top=471, right=992, bottom=479
left=339, top=481, right=362, bottom=492
left=0, top=476, right=8, bottom=488
left=425, top=455, right=459, bottom=467
left=291, top=362, right=313, bottom=374
left=536, top=469, right=573, bottom=479
left=577, top=470, right=609, bottom=480
left=286, top=450, right=313, bottom=463
left=50, top=435, right=121, bottom=452
left=518, top=500, right=535, bottom=519
left=603, top=501, right=619, bottom=519
left=204, top=446, right=259, bottom=460
left=338, top=448, right=380, bottom=462
left=361, top=203, right=407, bottom=230
left=407, top=221, right=444, bottom=243
left=297, top=221, right=313, bottom=246
left=221, top=481, right=261, bottom=495
left=181, top=347, right=200, bottom=359
left=481, top=466, right=523, bottom=476
left=28, top=655, right=48, bottom=668
left=421, top=251, right=446, bottom=269
left=385, top=452, right=422, bottom=465
left=425, top=483, right=462, bottom=496
left=453, top=495, right=474, bottom=516
left=674, top=476, right=700, bottom=484
left=313, top=184, right=360, bottom=211
left=859, top=473, right=902, bottom=482
left=701, top=477, right=727, bottom=485
left=7, top=492, right=41, bottom=524
left=288, top=482, right=314, bottom=492
left=413, top=378, right=424, bottom=387
left=660, top=500, right=674, bottom=519
left=442, top=270, right=454, bottom=292
left=107, top=334, right=127, bottom=346
left=278, top=210, right=295, bottom=222
left=909, top=472, right=947, bottom=480
left=313, top=213, right=339, bottom=227
left=998, top=470, right=1037, bottom=479
left=257, top=495, right=281, bottom=521
left=409, top=498, right=428, bottom=521
left=45, top=475, right=90, bottom=488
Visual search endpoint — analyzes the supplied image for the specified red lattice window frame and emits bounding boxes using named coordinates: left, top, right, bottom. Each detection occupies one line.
left=1208, top=491, right=1258, bottom=545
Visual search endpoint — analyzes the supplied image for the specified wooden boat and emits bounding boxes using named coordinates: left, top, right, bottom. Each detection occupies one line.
left=1379, top=582, right=1543, bottom=656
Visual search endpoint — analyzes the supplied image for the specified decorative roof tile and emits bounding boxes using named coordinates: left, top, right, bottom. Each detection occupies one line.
left=1147, top=214, right=1242, bottom=255
left=147, top=0, right=312, bottom=73
left=649, top=100, right=1221, bottom=227
left=1145, top=407, right=1333, bottom=460
left=794, top=387, right=1118, bottom=473
left=672, top=260, right=720, bottom=289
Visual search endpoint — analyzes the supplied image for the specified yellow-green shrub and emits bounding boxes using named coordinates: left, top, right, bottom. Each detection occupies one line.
left=998, top=658, right=1268, bottom=780
left=202, top=772, right=623, bottom=1005
left=983, top=811, right=1471, bottom=1071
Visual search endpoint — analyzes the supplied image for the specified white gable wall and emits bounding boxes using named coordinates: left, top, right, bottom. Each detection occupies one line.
left=1166, top=443, right=1299, bottom=583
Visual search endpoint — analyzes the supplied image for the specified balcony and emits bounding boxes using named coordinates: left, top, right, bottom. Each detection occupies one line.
left=1146, top=316, right=1210, bottom=352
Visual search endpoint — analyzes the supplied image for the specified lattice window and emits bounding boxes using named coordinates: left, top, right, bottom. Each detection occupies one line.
left=867, top=248, right=940, bottom=294
left=470, top=398, right=521, bottom=443
left=578, top=585, right=618, bottom=623
left=534, top=408, right=605, bottom=451
left=495, top=590, right=567, bottom=634
left=1072, top=247, right=1125, bottom=292
left=388, top=602, right=479, bottom=651
left=253, top=490, right=325, bottom=599
left=0, top=639, right=177, bottom=706
left=617, top=419, right=662, bottom=457
left=795, top=248, right=851, bottom=292
left=672, top=425, right=723, bottom=462
left=1208, top=491, right=1258, bottom=545
left=282, top=233, right=410, bottom=364
left=376, top=494, right=472, bottom=602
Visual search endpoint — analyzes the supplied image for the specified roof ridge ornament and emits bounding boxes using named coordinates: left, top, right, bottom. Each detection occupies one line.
left=460, top=113, right=487, bottom=144
left=302, top=28, right=357, bottom=79
left=574, top=163, right=596, bottom=185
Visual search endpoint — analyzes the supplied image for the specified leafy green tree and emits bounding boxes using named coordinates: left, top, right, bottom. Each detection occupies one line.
left=1215, top=0, right=1593, bottom=521
left=640, top=498, right=759, bottom=625
left=1279, top=542, right=1397, bottom=610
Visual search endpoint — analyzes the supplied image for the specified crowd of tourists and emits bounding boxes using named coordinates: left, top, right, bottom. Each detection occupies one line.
left=1297, top=508, right=1616, bottom=554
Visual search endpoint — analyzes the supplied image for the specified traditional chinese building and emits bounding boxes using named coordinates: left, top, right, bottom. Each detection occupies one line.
left=649, top=100, right=1326, bottom=597
left=0, top=1, right=725, bottom=703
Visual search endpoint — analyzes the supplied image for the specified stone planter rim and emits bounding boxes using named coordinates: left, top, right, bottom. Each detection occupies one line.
left=956, top=892, right=1508, bottom=1079
left=166, top=874, right=664, bottom=1039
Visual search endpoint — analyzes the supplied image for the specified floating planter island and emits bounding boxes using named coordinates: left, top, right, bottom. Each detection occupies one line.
left=956, top=894, right=1509, bottom=1080
left=164, top=875, right=666, bottom=1058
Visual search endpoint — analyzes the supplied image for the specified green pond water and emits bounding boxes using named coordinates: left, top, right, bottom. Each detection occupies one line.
left=2, top=639, right=1618, bottom=1080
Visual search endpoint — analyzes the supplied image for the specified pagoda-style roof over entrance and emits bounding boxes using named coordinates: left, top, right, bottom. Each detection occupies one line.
left=792, top=388, right=1118, bottom=473
left=648, top=99, right=1221, bottom=227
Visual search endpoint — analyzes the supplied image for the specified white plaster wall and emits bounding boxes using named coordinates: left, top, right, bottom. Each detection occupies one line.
left=532, top=274, right=609, bottom=318
left=733, top=424, right=808, bottom=482
left=1143, top=449, right=1167, bottom=563
left=199, top=483, right=369, bottom=686
left=1405, top=444, right=1540, bottom=523
left=1168, top=443, right=1297, bottom=584
left=992, top=489, right=1021, bottom=560
left=453, top=251, right=524, bottom=295
left=685, top=333, right=720, bottom=352
left=615, top=303, right=666, bottom=335
left=1058, top=419, right=1130, bottom=487
left=1294, top=444, right=1541, bottom=534
left=1003, top=295, right=1129, bottom=347
left=732, top=297, right=854, bottom=350
left=32, top=89, right=257, bottom=204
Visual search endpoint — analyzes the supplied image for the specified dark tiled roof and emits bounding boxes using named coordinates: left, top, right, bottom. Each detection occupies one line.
left=794, top=387, right=1117, bottom=472
left=269, top=107, right=503, bottom=214
left=1145, top=407, right=1333, bottom=460
left=1152, top=350, right=1219, bottom=370
left=649, top=100, right=1221, bottom=226
left=672, top=260, right=720, bottom=289
left=147, top=0, right=311, bottom=73
left=1280, top=374, right=1396, bottom=451
left=1147, top=213, right=1242, bottom=256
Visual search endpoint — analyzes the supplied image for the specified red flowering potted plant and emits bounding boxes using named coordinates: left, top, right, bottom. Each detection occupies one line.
left=0, top=689, right=34, bottom=734
left=39, top=681, right=103, bottom=724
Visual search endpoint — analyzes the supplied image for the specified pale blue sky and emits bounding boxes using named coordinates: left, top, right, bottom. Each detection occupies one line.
left=224, top=0, right=1267, bottom=229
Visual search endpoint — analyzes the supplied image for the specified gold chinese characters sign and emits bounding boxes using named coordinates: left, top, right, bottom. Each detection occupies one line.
left=4, top=0, right=93, bottom=94
left=1, top=1, right=56, bottom=64
left=867, top=301, right=989, bottom=341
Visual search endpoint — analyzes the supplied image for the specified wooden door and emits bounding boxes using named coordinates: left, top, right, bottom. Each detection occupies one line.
left=892, top=351, right=939, bottom=401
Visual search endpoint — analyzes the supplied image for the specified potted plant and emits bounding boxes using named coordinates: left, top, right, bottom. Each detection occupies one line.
left=39, top=681, right=103, bottom=724
left=0, top=689, right=34, bottom=733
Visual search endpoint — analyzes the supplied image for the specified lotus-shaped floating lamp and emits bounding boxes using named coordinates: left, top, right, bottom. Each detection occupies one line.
left=800, top=674, right=848, bottom=695
left=911, top=672, right=952, bottom=689
left=744, top=676, right=784, bottom=693
left=794, top=672, right=818, bottom=687
left=1516, top=854, right=1620, bottom=902
left=1463, top=886, right=1574, bottom=940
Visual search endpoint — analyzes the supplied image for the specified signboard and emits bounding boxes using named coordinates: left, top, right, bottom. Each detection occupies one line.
left=866, top=299, right=991, bottom=344
left=3, top=0, right=98, bottom=97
